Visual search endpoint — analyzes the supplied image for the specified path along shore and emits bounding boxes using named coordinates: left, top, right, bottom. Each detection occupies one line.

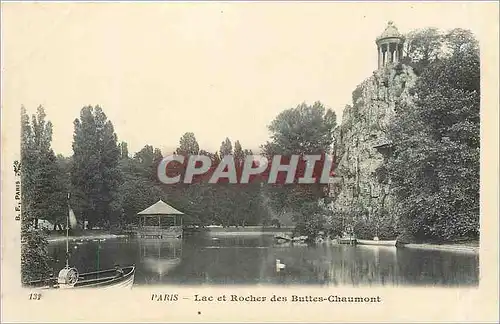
left=402, top=243, right=479, bottom=254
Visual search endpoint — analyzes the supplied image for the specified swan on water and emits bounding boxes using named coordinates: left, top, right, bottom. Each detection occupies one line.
left=276, top=259, right=286, bottom=272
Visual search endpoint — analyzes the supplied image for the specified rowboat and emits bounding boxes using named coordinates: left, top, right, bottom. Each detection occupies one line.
left=357, top=239, right=397, bottom=247
left=274, top=234, right=308, bottom=244
left=337, top=237, right=357, bottom=245
left=274, top=234, right=292, bottom=244
left=25, top=265, right=136, bottom=289
left=25, top=193, right=136, bottom=289
left=336, top=231, right=357, bottom=245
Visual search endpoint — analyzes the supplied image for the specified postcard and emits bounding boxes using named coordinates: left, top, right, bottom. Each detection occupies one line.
left=1, top=1, right=498, bottom=322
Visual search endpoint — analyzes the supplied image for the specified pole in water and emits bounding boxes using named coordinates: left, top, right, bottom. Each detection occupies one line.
left=96, top=245, right=100, bottom=279
left=66, top=192, right=70, bottom=268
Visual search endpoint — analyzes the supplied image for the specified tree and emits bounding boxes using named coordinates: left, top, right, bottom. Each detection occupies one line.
left=263, top=101, right=336, bottom=156
left=261, top=101, right=337, bottom=230
left=176, top=132, right=200, bottom=156
left=403, top=28, right=444, bottom=68
left=234, top=140, right=245, bottom=163
left=116, top=143, right=171, bottom=228
left=223, top=140, right=265, bottom=227
left=71, top=106, right=122, bottom=229
left=21, top=106, right=67, bottom=228
left=119, top=141, right=129, bottom=159
left=220, top=138, right=233, bottom=156
left=444, top=28, right=479, bottom=57
left=118, top=164, right=166, bottom=225
left=53, top=154, right=72, bottom=230
left=133, top=145, right=163, bottom=181
left=387, top=28, right=480, bottom=242
left=199, top=149, right=218, bottom=162
left=20, top=106, right=61, bottom=283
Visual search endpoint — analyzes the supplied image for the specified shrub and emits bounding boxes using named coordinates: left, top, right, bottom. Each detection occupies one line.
left=270, top=218, right=281, bottom=228
left=21, top=229, right=51, bottom=283
left=352, top=85, right=364, bottom=105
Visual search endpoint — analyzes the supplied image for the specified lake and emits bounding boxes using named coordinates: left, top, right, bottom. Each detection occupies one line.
left=48, top=232, right=479, bottom=287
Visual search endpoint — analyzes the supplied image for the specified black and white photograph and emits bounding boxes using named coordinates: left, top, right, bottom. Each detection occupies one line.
left=1, top=1, right=498, bottom=323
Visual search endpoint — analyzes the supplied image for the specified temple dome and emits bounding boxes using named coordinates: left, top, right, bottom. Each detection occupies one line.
left=376, top=21, right=403, bottom=43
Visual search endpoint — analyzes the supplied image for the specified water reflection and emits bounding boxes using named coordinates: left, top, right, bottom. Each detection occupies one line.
left=48, top=237, right=139, bottom=274
left=264, top=243, right=401, bottom=286
left=138, top=240, right=182, bottom=284
left=47, top=233, right=479, bottom=287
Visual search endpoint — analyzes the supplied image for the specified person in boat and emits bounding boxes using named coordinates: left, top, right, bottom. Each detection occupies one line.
left=114, top=265, right=124, bottom=277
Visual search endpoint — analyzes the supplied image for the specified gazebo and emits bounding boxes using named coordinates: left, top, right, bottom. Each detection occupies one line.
left=137, top=200, right=184, bottom=239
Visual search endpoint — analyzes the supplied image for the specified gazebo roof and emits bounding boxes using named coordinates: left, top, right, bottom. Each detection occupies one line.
left=137, top=200, right=184, bottom=216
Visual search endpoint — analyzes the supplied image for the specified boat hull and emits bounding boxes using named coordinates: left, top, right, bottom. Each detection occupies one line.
left=357, top=239, right=397, bottom=246
left=74, top=266, right=136, bottom=288
left=274, top=235, right=308, bottom=244
left=25, top=265, right=136, bottom=289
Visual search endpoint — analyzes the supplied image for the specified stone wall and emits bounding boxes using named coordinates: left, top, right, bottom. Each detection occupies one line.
left=330, top=63, right=418, bottom=232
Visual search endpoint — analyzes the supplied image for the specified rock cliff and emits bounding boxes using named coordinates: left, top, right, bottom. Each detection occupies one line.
left=330, top=63, right=418, bottom=237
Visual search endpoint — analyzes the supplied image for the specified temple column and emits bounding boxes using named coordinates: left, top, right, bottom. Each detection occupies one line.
left=384, top=45, right=387, bottom=64
left=386, top=44, right=390, bottom=65
left=378, top=46, right=383, bottom=69
left=377, top=46, right=380, bottom=68
left=386, top=44, right=390, bottom=64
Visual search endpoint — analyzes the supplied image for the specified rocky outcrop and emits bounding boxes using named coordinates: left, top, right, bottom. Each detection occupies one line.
left=330, top=64, right=418, bottom=234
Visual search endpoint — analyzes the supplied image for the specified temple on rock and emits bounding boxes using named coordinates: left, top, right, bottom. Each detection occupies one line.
left=376, top=21, right=405, bottom=69
left=331, top=20, right=418, bottom=229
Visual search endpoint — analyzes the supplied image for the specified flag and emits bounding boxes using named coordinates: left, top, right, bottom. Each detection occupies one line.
left=69, top=208, right=78, bottom=229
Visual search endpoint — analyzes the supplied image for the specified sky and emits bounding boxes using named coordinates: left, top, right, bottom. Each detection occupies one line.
left=1, top=2, right=491, bottom=156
